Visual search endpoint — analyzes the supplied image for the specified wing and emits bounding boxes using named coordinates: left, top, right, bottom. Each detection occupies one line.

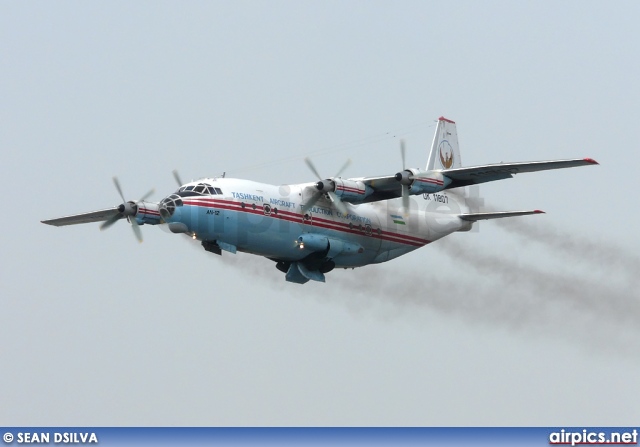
left=358, top=175, right=402, bottom=203
left=41, top=208, right=120, bottom=226
left=356, top=158, right=598, bottom=204
left=442, top=158, right=598, bottom=188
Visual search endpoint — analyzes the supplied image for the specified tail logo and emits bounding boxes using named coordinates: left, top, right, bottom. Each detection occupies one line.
left=438, top=140, right=454, bottom=169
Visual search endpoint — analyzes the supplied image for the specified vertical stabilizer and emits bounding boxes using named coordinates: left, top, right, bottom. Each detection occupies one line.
left=427, top=117, right=461, bottom=170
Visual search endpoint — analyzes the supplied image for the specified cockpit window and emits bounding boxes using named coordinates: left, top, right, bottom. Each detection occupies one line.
left=174, top=183, right=218, bottom=197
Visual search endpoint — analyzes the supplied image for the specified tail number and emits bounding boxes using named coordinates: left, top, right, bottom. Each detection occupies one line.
left=423, top=193, right=448, bottom=204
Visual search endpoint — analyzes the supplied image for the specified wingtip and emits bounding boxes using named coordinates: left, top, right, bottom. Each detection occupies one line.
left=583, top=157, right=599, bottom=165
left=534, top=210, right=546, bottom=214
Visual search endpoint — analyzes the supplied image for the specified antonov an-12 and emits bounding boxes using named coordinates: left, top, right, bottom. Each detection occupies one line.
left=42, top=117, right=598, bottom=284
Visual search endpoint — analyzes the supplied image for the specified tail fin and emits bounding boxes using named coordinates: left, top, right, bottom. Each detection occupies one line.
left=427, top=116, right=461, bottom=171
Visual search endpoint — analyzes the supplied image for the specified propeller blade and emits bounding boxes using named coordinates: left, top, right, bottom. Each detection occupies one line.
left=327, top=191, right=348, bottom=214
left=334, top=159, right=352, bottom=178
left=113, top=177, right=126, bottom=203
left=139, top=188, right=155, bottom=202
left=131, top=219, right=143, bottom=243
left=172, top=170, right=182, bottom=186
left=401, top=184, right=409, bottom=215
left=301, top=190, right=323, bottom=213
left=100, top=213, right=123, bottom=231
left=400, top=139, right=406, bottom=170
left=304, top=157, right=323, bottom=181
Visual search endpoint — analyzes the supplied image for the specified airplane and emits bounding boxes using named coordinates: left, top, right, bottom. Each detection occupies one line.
left=42, top=117, right=598, bottom=284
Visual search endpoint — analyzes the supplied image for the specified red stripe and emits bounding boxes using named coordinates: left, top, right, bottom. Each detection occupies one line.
left=311, top=214, right=428, bottom=244
left=139, top=208, right=161, bottom=216
left=414, top=178, right=443, bottom=185
left=336, top=186, right=365, bottom=194
left=181, top=198, right=429, bottom=247
left=416, top=178, right=443, bottom=184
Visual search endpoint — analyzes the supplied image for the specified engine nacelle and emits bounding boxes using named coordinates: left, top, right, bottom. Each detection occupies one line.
left=314, top=178, right=372, bottom=204
left=409, top=171, right=450, bottom=195
left=332, top=178, right=372, bottom=203
left=395, top=169, right=451, bottom=195
left=134, top=201, right=162, bottom=225
left=297, top=233, right=363, bottom=258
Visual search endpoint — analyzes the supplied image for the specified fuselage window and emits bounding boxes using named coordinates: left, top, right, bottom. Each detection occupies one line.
left=214, top=187, right=223, bottom=195
left=207, top=186, right=216, bottom=195
left=194, top=185, right=205, bottom=194
left=185, top=186, right=194, bottom=191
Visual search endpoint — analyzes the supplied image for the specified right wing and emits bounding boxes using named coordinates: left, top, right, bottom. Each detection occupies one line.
left=41, top=208, right=120, bottom=227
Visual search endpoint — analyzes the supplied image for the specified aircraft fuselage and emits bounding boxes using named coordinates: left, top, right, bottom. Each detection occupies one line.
left=163, top=178, right=472, bottom=268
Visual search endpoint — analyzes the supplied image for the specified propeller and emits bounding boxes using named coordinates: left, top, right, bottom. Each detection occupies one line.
left=172, top=169, right=183, bottom=187
left=302, top=158, right=351, bottom=214
left=100, top=177, right=155, bottom=243
left=400, top=140, right=409, bottom=213
left=393, top=139, right=413, bottom=215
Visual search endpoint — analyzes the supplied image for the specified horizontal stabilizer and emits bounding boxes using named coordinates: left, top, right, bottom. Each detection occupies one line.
left=458, top=210, right=545, bottom=222
left=443, top=158, right=598, bottom=187
left=41, top=208, right=120, bottom=226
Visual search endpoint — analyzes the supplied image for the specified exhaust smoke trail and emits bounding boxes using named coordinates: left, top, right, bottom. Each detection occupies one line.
left=330, top=238, right=640, bottom=353
left=184, top=220, right=639, bottom=352
left=494, top=214, right=640, bottom=284
left=438, top=237, right=640, bottom=318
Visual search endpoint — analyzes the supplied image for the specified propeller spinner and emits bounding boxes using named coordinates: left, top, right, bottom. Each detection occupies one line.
left=99, top=177, right=154, bottom=243
left=302, top=158, right=351, bottom=214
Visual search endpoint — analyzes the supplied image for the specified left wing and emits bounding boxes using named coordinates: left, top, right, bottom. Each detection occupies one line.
left=41, top=208, right=120, bottom=226
left=441, top=158, right=598, bottom=188
left=356, top=175, right=402, bottom=203
left=355, top=158, right=598, bottom=204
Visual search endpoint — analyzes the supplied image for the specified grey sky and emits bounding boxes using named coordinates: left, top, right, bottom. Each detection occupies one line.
left=1, top=1, right=639, bottom=425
